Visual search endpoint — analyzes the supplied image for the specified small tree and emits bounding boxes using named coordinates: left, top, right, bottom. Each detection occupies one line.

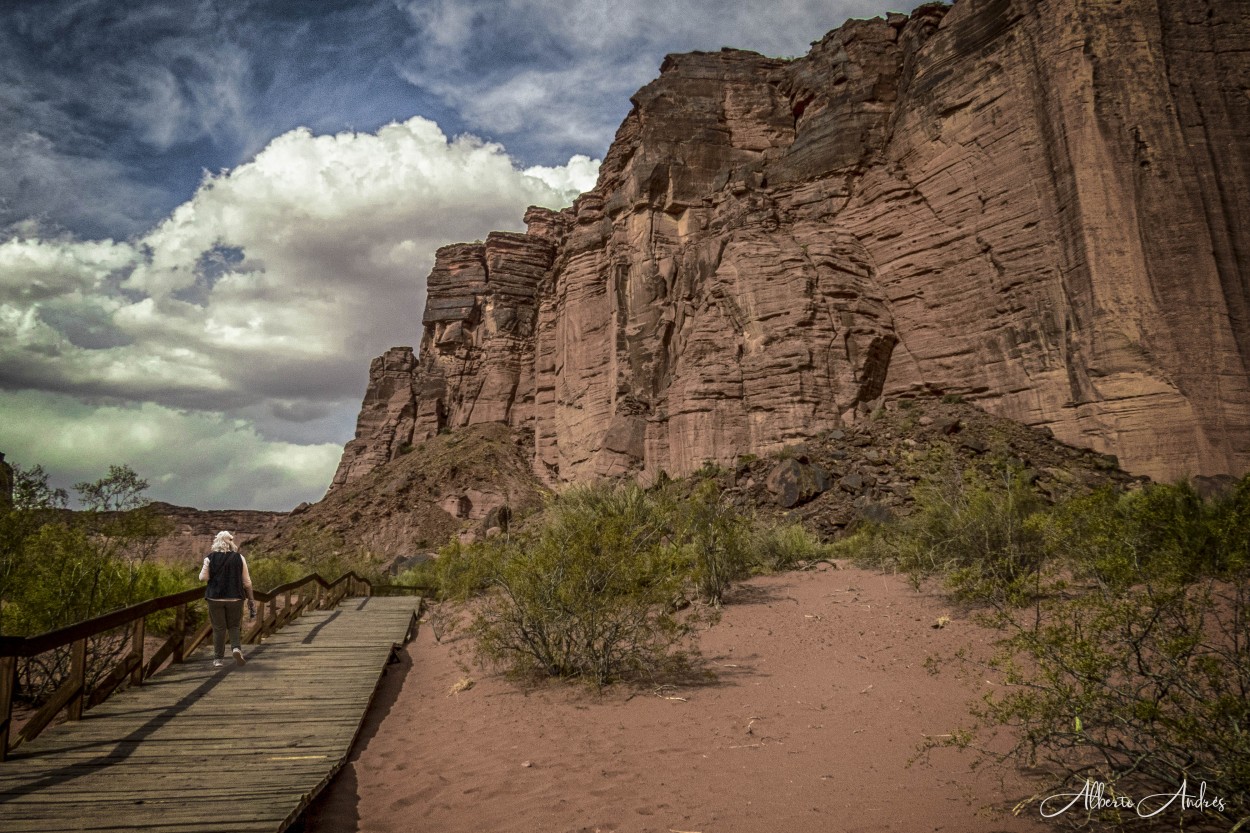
left=1, top=463, right=184, bottom=702
left=0, top=464, right=69, bottom=636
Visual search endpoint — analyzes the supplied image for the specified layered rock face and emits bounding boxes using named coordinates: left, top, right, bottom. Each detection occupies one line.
left=146, top=503, right=286, bottom=564
left=333, top=0, right=1250, bottom=489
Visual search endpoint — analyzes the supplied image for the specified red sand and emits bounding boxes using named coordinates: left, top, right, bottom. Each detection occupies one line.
left=306, top=566, right=1050, bottom=832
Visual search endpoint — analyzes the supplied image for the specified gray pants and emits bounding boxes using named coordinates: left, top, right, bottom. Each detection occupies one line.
left=207, top=599, right=244, bottom=658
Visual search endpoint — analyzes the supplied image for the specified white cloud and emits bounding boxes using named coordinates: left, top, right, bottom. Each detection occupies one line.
left=523, top=154, right=600, bottom=194
left=0, top=116, right=598, bottom=506
left=0, top=390, right=341, bottom=510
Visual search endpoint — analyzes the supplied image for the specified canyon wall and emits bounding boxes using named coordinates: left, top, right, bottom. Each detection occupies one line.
left=332, top=0, right=1250, bottom=490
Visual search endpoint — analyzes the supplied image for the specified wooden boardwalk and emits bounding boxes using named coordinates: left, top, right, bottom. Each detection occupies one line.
left=0, top=595, right=419, bottom=833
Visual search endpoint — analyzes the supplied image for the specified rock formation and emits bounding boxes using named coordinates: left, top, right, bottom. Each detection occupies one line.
left=146, top=503, right=287, bottom=564
left=271, top=423, right=546, bottom=559
left=333, top=0, right=1250, bottom=490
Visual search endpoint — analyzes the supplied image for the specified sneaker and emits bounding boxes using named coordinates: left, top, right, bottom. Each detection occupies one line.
left=213, top=659, right=224, bottom=668
left=233, top=647, right=247, bottom=666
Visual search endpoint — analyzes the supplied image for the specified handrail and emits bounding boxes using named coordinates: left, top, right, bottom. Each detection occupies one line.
left=0, top=570, right=374, bottom=659
left=0, top=570, right=418, bottom=761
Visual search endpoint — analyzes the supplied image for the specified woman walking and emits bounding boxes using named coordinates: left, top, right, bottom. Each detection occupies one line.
left=200, top=531, right=256, bottom=668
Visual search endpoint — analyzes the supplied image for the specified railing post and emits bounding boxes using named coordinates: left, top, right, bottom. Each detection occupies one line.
left=284, top=589, right=292, bottom=623
left=0, top=654, right=16, bottom=761
left=267, top=598, right=277, bottom=636
left=67, top=638, right=86, bottom=721
left=130, top=617, right=145, bottom=686
left=314, top=583, right=322, bottom=610
left=173, top=604, right=186, bottom=664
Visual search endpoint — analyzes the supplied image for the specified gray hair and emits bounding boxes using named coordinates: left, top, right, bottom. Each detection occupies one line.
left=211, top=531, right=236, bottom=552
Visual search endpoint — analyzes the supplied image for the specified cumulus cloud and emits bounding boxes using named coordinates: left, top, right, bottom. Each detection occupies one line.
left=0, top=117, right=598, bottom=506
left=0, top=0, right=433, bottom=238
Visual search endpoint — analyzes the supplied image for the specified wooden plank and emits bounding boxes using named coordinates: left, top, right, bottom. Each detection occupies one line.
left=0, top=596, right=419, bottom=833
left=0, top=655, right=15, bottom=762
left=85, top=652, right=140, bottom=710
left=14, top=677, right=82, bottom=749
left=66, top=637, right=86, bottom=721
left=142, top=628, right=180, bottom=681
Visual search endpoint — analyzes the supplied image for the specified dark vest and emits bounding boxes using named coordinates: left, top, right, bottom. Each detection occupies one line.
left=205, top=550, right=245, bottom=600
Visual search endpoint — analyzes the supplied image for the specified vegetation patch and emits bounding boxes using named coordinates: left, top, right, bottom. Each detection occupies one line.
left=411, top=480, right=834, bottom=687
left=1, top=463, right=189, bottom=702
left=840, top=467, right=1250, bottom=830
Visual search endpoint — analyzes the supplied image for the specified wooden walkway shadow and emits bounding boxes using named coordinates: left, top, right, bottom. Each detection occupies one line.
left=0, top=595, right=419, bottom=833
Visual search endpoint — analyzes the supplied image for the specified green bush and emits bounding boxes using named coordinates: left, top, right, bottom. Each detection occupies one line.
left=862, top=465, right=1250, bottom=828
left=751, top=521, right=836, bottom=571
left=841, top=465, right=1048, bottom=605
left=468, top=484, right=703, bottom=687
left=424, top=480, right=836, bottom=686
left=975, top=572, right=1249, bottom=829
left=244, top=556, right=308, bottom=596
left=673, top=480, right=754, bottom=605
left=391, top=558, right=441, bottom=596
left=431, top=536, right=508, bottom=602
left=0, top=463, right=192, bottom=702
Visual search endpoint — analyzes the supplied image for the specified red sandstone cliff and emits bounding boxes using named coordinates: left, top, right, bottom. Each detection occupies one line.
left=332, top=0, right=1250, bottom=490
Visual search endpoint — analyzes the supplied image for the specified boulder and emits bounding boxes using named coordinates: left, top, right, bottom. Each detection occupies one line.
left=765, top=459, right=831, bottom=509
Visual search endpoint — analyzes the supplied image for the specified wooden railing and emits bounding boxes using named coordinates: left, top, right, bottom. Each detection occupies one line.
left=0, top=571, right=418, bottom=762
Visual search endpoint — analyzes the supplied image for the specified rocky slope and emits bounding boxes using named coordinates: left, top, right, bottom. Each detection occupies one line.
left=261, top=423, right=546, bottom=561
left=147, top=503, right=287, bottom=565
left=719, top=396, right=1143, bottom=538
left=333, top=0, right=1250, bottom=493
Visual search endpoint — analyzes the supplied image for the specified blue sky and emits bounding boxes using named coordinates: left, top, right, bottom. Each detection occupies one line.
left=0, top=0, right=928, bottom=510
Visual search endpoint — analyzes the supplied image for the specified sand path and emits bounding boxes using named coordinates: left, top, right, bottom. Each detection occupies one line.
left=306, top=566, right=1049, bottom=832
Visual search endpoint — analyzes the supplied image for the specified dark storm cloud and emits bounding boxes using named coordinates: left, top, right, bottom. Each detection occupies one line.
left=0, top=0, right=451, bottom=239
left=391, top=0, right=931, bottom=165
left=0, top=117, right=595, bottom=507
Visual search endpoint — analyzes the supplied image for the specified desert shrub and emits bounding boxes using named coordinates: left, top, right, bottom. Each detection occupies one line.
left=865, top=467, right=1250, bottom=828
left=695, top=459, right=728, bottom=478
left=431, top=480, right=840, bottom=685
left=751, top=520, right=835, bottom=571
left=391, top=558, right=441, bottom=595
left=972, top=572, right=1250, bottom=829
left=244, top=556, right=307, bottom=596
left=466, top=483, right=705, bottom=687
left=672, top=480, right=754, bottom=605
left=431, top=536, right=509, bottom=602
left=841, top=464, right=1048, bottom=605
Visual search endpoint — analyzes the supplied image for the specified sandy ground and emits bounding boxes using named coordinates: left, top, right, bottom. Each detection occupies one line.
left=304, top=566, right=1051, bottom=833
